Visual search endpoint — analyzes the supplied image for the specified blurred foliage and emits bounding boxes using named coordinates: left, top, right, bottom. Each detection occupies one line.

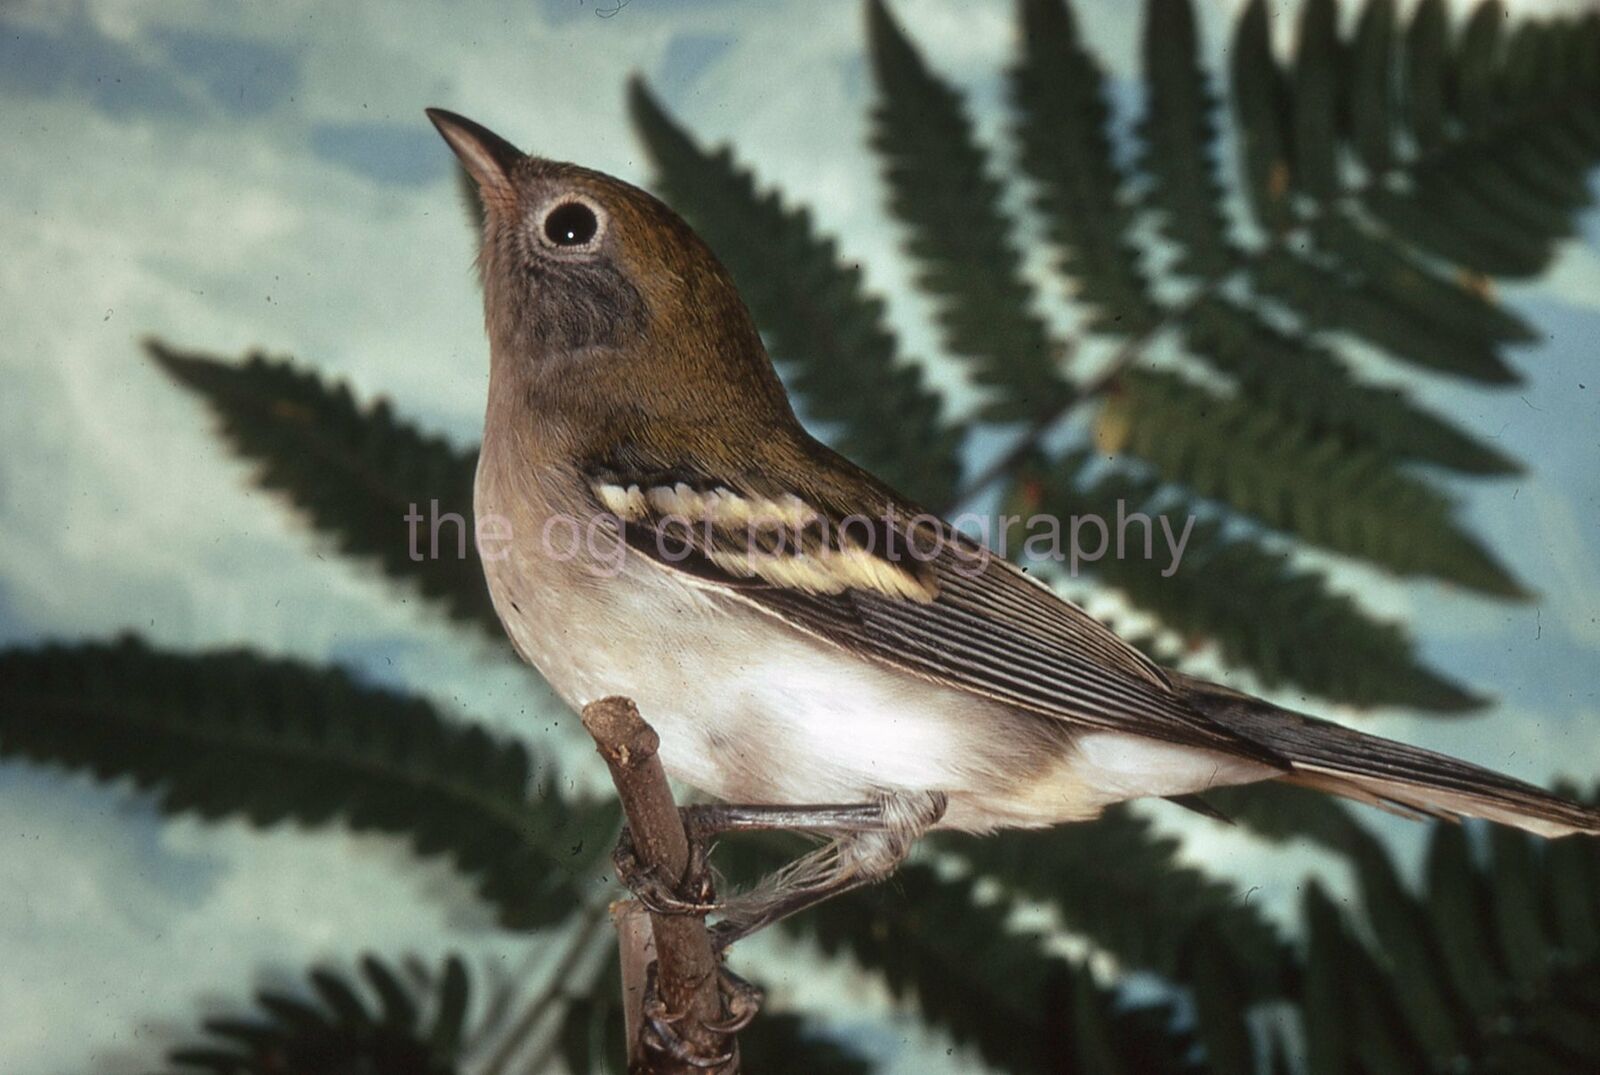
left=146, top=340, right=498, bottom=640
left=0, top=636, right=615, bottom=930
left=3, top=0, right=1600, bottom=1071
left=165, top=955, right=469, bottom=1075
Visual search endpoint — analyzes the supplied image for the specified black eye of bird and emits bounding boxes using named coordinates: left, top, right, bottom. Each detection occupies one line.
left=544, top=201, right=599, bottom=247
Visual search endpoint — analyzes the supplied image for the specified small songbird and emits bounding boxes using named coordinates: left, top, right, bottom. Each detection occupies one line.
left=427, top=108, right=1599, bottom=937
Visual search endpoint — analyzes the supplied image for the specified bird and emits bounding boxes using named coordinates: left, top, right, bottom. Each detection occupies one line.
left=426, top=107, right=1600, bottom=940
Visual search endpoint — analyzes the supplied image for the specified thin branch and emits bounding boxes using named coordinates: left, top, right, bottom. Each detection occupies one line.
left=582, top=696, right=740, bottom=1073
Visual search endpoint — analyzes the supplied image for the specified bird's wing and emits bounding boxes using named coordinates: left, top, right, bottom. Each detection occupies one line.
left=584, top=461, right=1284, bottom=765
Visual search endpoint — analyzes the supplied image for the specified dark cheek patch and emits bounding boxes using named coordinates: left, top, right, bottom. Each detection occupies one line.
left=525, top=260, right=648, bottom=351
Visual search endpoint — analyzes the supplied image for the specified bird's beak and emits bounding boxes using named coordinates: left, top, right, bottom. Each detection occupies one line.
left=426, top=108, right=521, bottom=208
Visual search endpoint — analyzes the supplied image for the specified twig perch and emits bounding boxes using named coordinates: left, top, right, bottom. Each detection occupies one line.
left=582, top=696, right=741, bottom=1073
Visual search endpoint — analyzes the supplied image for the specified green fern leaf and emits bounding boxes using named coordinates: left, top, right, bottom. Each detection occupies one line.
left=1341, top=826, right=1471, bottom=1058
left=1454, top=0, right=1504, bottom=125
left=1182, top=934, right=1255, bottom=1075
left=1011, top=0, right=1159, bottom=336
left=166, top=955, right=468, bottom=1074
left=721, top=833, right=1075, bottom=1073
left=736, top=1013, right=878, bottom=1075
left=866, top=0, right=1071, bottom=419
left=1180, top=294, right=1519, bottom=475
left=1346, top=0, right=1398, bottom=174
left=0, top=637, right=614, bottom=928
left=1225, top=1, right=1526, bottom=382
left=1403, top=0, right=1450, bottom=152
left=1245, top=244, right=1520, bottom=387
left=938, top=805, right=1293, bottom=999
left=1112, top=370, right=1528, bottom=598
left=1292, top=0, right=1341, bottom=200
left=1303, top=882, right=1433, bottom=1072
left=1362, top=9, right=1600, bottom=279
left=148, top=341, right=502, bottom=641
left=627, top=79, right=964, bottom=507
left=1200, top=782, right=1371, bottom=851
left=1424, top=823, right=1504, bottom=1013
left=1299, top=810, right=1600, bottom=1070
left=1309, top=211, right=1533, bottom=352
left=1141, top=0, right=1235, bottom=278
left=1231, top=0, right=1294, bottom=233
left=1013, top=454, right=1484, bottom=710
left=709, top=827, right=1212, bottom=1074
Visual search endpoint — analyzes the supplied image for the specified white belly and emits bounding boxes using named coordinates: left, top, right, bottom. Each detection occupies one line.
left=490, top=544, right=972, bottom=800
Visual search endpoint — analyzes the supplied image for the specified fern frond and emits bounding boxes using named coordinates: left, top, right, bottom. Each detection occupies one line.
left=939, top=805, right=1293, bottom=1000
left=1346, top=0, right=1397, bottom=175
left=1356, top=2, right=1600, bottom=278
left=729, top=1013, right=878, bottom=1075
left=1200, top=782, right=1371, bottom=852
left=1231, top=0, right=1294, bottom=234
left=1454, top=0, right=1503, bottom=126
left=1291, top=0, right=1340, bottom=201
left=1110, top=370, right=1527, bottom=598
left=1141, top=0, right=1236, bottom=278
left=1301, top=806, right=1600, bottom=1071
left=1309, top=210, right=1533, bottom=353
left=720, top=833, right=1071, bottom=1073
left=166, top=955, right=468, bottom=1075
left=1227, top=0, right=1580, bottom=380
left=1303, top=881, right=1433, bottom=1072
left=866, top=0, right=1071, bottom=419
left=700, top=828, right=1216, bottom=1074
left=627, top=79, right=964, bottom=507
left=1011, top=0, right=1159, bottom=336
left=1014, top=454, right=1483, bottom=710
left=148, top=341, right=501, bottom=640
left=1180, top=294, right=1518, bottom=475
left=1245, top=244, right=1520, bottom=387
left=0, top=637, right=614, bottom=928
left=1403, top=0, right=1449, bottom=153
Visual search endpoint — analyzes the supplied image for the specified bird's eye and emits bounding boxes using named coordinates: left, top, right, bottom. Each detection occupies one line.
left=543, top=201, right=599, bottom=247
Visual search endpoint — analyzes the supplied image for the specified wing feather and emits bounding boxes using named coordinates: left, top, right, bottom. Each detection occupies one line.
left=584, top=464, right=1282, bottom=765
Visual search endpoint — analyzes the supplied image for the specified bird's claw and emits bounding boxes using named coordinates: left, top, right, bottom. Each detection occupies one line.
left=640, top=961, right=754, bottom=1070
left=612, top=823, right=719, bottom=917
left=704, top=965, right=763, bottom=1034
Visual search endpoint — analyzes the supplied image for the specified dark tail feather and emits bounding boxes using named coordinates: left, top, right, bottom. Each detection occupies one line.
left=1173, top=674, right=1600, bottom=839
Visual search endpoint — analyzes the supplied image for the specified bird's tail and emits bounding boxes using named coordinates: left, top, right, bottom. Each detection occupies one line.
left=1172, top=673, right=1600, bottom=838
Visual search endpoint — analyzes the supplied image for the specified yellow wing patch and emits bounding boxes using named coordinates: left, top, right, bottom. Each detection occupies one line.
left=592, top=480, right=937, bottom=603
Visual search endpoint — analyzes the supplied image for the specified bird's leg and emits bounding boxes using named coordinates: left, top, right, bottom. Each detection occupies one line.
left=681, top=801, right=894, bottom=839
left=611, top=802, right=896, bottom=917
left=613, top=792, right=947, bottom=939
left=708, top=791, right=948, bottom=948
left=625, top=791, right=945, bottom=1065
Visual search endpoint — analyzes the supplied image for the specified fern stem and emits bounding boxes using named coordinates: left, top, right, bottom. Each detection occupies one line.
left=941, top=283, right=1215, bottom=517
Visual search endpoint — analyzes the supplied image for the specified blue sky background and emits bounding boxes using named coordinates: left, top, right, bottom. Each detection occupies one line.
left=1, top=0, right=1597, bottom=1071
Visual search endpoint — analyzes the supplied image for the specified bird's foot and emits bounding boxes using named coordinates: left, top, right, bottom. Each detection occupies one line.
left=612, top=822, right=719, bottom=917
left=639, top=960, right=763, bottom=1069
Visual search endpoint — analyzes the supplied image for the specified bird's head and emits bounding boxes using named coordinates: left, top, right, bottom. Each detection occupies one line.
left=426, top=108, right=792, bottom=448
